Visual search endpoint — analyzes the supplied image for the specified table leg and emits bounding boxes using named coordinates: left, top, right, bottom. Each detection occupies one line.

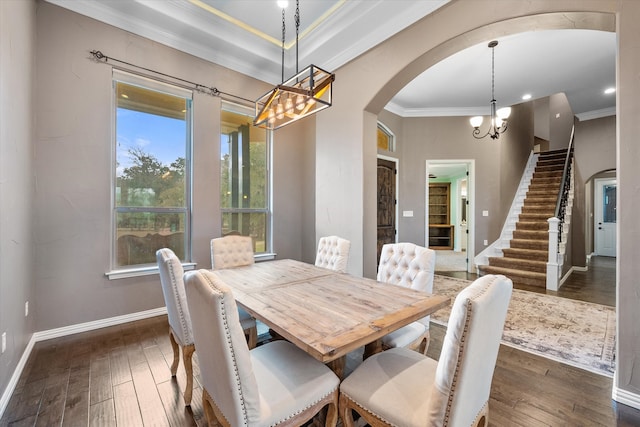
left=327, top=356, right=345, bottom=380
left=363, top=339, right=382, bottom=360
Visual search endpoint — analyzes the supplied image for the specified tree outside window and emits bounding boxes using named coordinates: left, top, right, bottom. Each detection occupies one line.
left=113, top=74, right=192, bottom=268
left=220, top=103, right=270, bottom=253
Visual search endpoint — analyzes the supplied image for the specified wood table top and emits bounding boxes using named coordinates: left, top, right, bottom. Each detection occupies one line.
left=210, top=259, right=450, bottom=364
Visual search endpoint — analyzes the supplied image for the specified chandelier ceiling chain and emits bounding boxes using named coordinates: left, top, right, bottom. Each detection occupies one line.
left=470, top=40, right=511, bottom=140
left=295, top=0, right=300, bottom=74
left=281, top=6, right=286, bottom=83
left=253, top=0, right=335, bottom=130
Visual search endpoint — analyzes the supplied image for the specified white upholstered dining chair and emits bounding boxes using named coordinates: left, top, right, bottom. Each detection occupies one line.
left=210, top=234, right=255, bottom=270
left=156, top=248, right=196, bottom=405
left=339, top=274, right=513, bottom=427
left=210, top=235, right=259, bottom=348
left=376, top=242, right=436, bottom=354
left=315, top=235, right=351, bottom=273
left=184, top=269, right=340, bottom=427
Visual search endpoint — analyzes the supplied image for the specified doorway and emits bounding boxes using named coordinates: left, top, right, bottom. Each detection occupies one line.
left=426, top=160, right=474, bottom=272
left=377, top=156, right=398, bottom=264
left=594, top=178, right=617, bottom=257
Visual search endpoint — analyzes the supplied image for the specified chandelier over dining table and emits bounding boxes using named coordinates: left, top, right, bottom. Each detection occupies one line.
left=254, top=0, right=335, bottom=130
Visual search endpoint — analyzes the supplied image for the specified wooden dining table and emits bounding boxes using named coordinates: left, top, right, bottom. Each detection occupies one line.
left=210, top=259, right=450, bottom=378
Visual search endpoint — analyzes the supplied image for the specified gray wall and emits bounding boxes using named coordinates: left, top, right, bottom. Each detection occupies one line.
left=549, top=92, right=575, bottom=150
left=32, top=1, right=306, bottom=333
left=376, top=105, right=533, bottom=259
left=314, top=0, right=639, bottom=405
left=0, top=0, right=36, bottom=401
left=572, top=115, right=616, bottom=266
left=3, top=0, right=640, bottom=411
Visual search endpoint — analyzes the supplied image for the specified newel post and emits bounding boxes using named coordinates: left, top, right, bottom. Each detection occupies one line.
left=547, top=217, right=560, bottom=291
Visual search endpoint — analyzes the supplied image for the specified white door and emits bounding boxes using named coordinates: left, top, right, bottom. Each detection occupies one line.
left=594, top=178, right=617, bottom=257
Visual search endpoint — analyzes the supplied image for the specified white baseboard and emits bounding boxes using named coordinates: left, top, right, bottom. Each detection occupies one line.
left=0, top=334, right=36, bottom=418
left=613, top=385, right=640, bottom=411
left=33, top=307, right=167, bottom=341
left=0, top=307, right=167, bottom=418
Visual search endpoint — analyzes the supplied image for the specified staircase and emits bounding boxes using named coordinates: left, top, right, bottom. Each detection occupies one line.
left=479, top=149, right=567, bottom=287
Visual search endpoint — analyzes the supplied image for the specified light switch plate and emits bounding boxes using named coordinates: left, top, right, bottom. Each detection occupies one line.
left=482, top=210, right=489, bottom=217
left=402, top=210, right=414, bottom=217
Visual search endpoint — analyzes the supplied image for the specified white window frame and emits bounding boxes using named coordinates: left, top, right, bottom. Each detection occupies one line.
left=107, top=70, right=195, bottom=279
left=220, top=101, right=274, bottom=259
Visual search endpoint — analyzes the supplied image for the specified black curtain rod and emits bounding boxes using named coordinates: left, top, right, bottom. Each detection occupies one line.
left=89, top=50, right=255, bottom=105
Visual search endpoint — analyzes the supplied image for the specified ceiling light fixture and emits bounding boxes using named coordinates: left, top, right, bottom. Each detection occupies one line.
left=604, top=87, right=616, bottom=94
left=254, top=0, right=335, bottom=130
left=522, top=93, right=532, bottom=100
left=470, top=40, right=511, bottom=140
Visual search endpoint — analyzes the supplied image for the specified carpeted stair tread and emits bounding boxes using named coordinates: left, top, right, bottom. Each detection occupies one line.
left=513, top=230, right=549, bottom=240
left=520, top=206, right=555, bottom=216
left=533, top=171, right=563, bottom=179
left=519, top=213, right=552, bottom=222
left=523, top=199, right=556, bottom=208
left=535, top=164, right=565, bottom=172
left=488, top=256, right=547, bottom=273
left=525, top=196, right=557, bottom=201
left=510, top=238, right=548, bottom=251
left=478, top=265, right=546, bottom=287
left=502, top=247, right=548, bottom=261
left=528, top=183, right=561, bottom=191
left=529, top=179, right=562, bottom=187
left=481, top=149, right=569, bottom=289
left=516, top=221, right=548, bottom=231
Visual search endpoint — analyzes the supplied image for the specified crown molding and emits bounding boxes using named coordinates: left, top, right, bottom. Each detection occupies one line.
left=385, top=101, right=487, bottom=118
left=575, top=107, right=616, bottom=121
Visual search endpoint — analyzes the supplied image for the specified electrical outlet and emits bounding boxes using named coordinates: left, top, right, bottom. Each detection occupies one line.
left=1, top=332, right=6, bottom=353
left=25, top=301, right=29, bottom=317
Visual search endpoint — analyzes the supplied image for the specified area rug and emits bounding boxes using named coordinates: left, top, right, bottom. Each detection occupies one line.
left=431, top=275, right=616, bottom=377
left=434, top=250, right=467, bottom=272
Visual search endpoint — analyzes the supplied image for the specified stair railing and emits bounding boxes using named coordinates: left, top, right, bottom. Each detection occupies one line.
left=554, top=126, right=575, bottom=240
left=547, top=126, right=575, bottom=290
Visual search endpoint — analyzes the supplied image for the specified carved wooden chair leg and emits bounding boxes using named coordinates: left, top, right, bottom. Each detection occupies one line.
left=168, top=329, right=180, bottom=376
left=419, top=330, right=431, bottom=355
left=182, top=344, right=195, bottom=406
left=325, top=394, right=340, bottom=427
left=202, top=390, right=221, bottom=426
left=339, top=393, right=356, bottom=427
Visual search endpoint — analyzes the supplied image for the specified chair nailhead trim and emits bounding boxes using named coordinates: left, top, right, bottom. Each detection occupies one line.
left=203, top=273, right=250, bottom=425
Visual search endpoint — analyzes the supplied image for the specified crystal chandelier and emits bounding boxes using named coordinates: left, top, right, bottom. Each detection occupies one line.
left=470, top=40, right=511, bottom=140
left=254, top=0, right=335, bottom=130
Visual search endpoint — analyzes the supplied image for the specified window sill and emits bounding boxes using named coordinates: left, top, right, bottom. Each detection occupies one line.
left=106, top=253, right=276, bottom=280
left=255, top=253, right=277, bottom=262
left=106, top=263, right=197, bottom=280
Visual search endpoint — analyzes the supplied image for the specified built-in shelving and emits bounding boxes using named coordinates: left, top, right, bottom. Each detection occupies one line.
left=428, top=183, right=453, bottom=249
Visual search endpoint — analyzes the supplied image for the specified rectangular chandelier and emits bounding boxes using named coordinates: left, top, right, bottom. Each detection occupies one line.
left=254, top=64, right=334, bottom=130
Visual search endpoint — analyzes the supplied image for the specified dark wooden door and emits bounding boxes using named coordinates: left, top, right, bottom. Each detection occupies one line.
left=377, top=158, right=396, bottom=264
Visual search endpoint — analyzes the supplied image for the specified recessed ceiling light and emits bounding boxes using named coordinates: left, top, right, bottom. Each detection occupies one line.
left=604, top=87, right=616, bottom=94
left=522, top=94, right=532, bottom=100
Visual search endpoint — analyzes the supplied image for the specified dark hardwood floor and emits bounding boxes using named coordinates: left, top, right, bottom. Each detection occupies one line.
left=2, top=256, right=638, bottom=426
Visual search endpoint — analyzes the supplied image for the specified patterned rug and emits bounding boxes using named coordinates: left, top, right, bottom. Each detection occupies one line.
left=432, top=275, right=616, bottom=377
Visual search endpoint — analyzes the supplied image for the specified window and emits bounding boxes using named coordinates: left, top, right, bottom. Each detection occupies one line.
left=377, top=122, right=395, bottom=152
left=220, top=102, right=271, bottom=254
left=112, top=71, right=192, bottom=272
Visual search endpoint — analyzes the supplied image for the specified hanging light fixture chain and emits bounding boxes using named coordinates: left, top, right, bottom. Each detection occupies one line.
left=281, top=7, right=286, bottom=83
left=491, top=43, right=495, bottom=102
left=295, top=0, right=300, bottom=74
